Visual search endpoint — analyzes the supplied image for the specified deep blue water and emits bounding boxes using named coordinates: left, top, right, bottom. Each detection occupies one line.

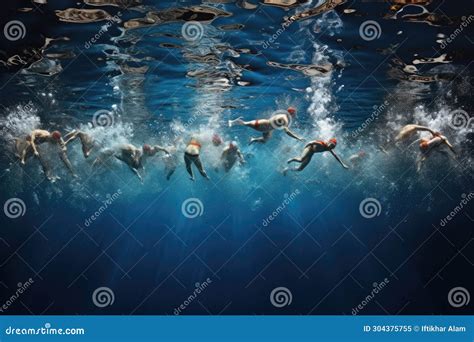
left=0, top=0, right=473, bottom=315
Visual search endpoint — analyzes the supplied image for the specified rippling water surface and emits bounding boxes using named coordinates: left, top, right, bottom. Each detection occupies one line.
left=0, top=0, right=473, bottom=314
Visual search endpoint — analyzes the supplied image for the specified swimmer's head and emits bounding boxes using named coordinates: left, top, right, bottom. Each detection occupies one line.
left=212, top=133, right=223, bottom=146
left=229, top=141, right=237, bottom=150
left=287, top=107, right=297, bottom=117
left=51, top=131, right=62, bottom=141
left=26, top=135, right=32, bottom=142
left=328, top=138, right=337, bottom=148
left=143, top=144, right=152, bottom=154
left=420, top=139, right=429, bottom=151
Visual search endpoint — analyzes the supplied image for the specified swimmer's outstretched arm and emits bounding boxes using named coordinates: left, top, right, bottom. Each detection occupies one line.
left=131, top=167, right=144, bottom=184
left=283, top=127, right=304, bottom=141
left=413, top=125, right=436, bottom=134
left=30, top=131, right=40, bottom=156
left=58, top=149, right=77, bottom=177
left=442, top=138, right=456, bottom=155
left=330, top=150, right=349, bottom=169
left=63, top=130, right=79, bottom=145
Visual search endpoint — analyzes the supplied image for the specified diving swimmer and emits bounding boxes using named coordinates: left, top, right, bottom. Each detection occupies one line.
left=228, top=107, right=304, bottom=144
left=15, top=129, right=77, bottom=181
left=220, top=141, right=245, bottom=172
left=64, top=130, right=95, bottom=158
left=283, top=138, right=349, bottom=174
left=184, top=138, right=210, bottom=181
left=380, top=124, right=436, bottom=153
left=93, top=143, right=169, bottom=183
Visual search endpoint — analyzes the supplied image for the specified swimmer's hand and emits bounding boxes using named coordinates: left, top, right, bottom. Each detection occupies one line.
left=342, top=164, right=349, bottom=170
left=34, top=151, right=39, bottom=157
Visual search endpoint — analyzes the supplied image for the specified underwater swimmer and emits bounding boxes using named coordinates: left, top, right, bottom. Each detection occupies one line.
left=64, top=130, right=95, bottom=158
left=15, top=130, right=77, bottom=180
left=283, top=138, right=349, bottom=174
left=228, top=107, right=304, bottom=144
left=220, top=141, right=245, bottom=172
left=417, top=133, right=456, bottom=172
left=184, top=138, right=210, bottom=181
left=348, top=150, right=367, bottom=167
left=380, top=124, right=436, bottom=153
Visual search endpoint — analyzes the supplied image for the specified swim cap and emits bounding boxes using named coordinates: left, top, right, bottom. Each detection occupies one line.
left=143, top=144, right=152, bottom=152
left=229, top=141, right=237, bottom=149
left=287, top=107, right=296, bottom=116
left=51, top=131, right=61, bottom=140
left=420, top=139, right=429, bottom=151
left=212, top=133, right=223, bottom=146
left=328, top=138, right=337, bottom=146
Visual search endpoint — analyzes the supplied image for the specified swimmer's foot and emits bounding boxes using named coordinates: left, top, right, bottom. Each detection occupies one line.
left=282, top=168, right=289, bottom=176
left=228, top=117, right=244, bottom=127
left=189, top=176, right=195, bottom=182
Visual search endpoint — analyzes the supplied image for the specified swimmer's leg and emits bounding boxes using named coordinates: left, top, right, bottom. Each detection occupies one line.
left=288, top=147, right=312, bottom=164
left=184, top=154, right=195, bottom=181
left=36, top=153, right=57, bottom=181
left=249, top=131, right=272, bottom=145
left=165, top=166, right=176, bottom=180
left=194, top=156, right=210, bottom=180
left=228, top=117, right=244, bottom=127
left=283, top=154, right=312, bottom=175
